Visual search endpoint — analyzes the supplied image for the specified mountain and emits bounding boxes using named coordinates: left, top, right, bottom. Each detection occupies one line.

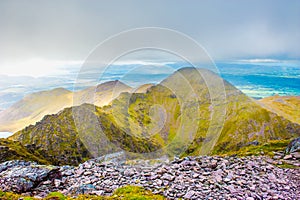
left=9, top=104, right=162, bottom=165
left=133, top=83, right=155, bottom=93
left=0, top=88, right=73, bottom=133
left=0, top=81, right=132, bottom=133
left=258, top=95, right=300, bottom=125
left=9, top=67, right=300, bottom=165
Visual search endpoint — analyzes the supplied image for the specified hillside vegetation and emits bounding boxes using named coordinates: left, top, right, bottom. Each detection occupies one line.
left=0, top=138, right=49, bottom=164
left=9, top=68, right=300, bottom=165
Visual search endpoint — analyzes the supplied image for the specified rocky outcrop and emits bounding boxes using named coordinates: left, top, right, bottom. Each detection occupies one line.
left=286, top=137, right=300, bottom=153
left=0, top=160, right=60, bottom=193
left=0, top=156, right=299, bottom=199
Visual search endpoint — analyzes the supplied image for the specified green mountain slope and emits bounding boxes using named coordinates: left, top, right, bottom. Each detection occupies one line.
left=108, top=68, right=300, bottom=156
left=9, top=68, right=300, bottom=165
left=10, top=104, right=161, bottom=165
left=0, top=138, right=49, bottom=164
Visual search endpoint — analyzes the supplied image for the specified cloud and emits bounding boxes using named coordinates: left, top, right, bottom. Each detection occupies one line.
left=0, top=0, right=299, bottom=76
left=0, top=58, right=82, bottom=77
left=227, top=58, right=300, bottom=67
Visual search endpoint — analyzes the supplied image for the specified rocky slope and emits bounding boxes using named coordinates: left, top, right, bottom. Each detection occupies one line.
left=259, top=95, right=300, bottom=125
left=9, top=104, right=162, bottom=165
left=0, top=155, right=299, bottom=199
left=8, top=67, right=300, bottom=166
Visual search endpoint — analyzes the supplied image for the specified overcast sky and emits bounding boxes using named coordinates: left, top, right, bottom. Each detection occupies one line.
left=0, top=0, right=299, bottom=76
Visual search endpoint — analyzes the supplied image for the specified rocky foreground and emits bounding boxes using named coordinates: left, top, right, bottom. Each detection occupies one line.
left=0, top=155, right=299, bottom=200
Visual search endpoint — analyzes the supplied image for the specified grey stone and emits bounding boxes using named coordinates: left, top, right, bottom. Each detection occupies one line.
left=183, top=190, right=195, bottom=199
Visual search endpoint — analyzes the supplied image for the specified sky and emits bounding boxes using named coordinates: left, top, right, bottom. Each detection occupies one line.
left=0, top=0, right=300, bottom=76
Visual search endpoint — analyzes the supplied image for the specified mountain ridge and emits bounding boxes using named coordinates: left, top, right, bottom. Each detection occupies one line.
left=8, top=67, right=300, bottom=165
left=0, top=80, right=150, bottom=133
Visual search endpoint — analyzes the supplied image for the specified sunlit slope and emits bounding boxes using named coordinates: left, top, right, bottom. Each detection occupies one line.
left=9, top=68, right=300, bottom=165
left=109, top=67, right=300, bottom=155
left=132, top=83, right=155, bottom=93
left=258, top=95, right=300, bottom=125
left=75, top=80, right=132, bottom=106
left=0, top=81, right=132, bottom=132
left=0, top=88, right=73, bottom=132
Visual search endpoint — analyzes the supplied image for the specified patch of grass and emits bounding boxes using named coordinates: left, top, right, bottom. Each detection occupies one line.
left=0, top=138, right=49, bottom=165
left=275, top=162, right=299, bottom=169
left=0, top=190, right=35, bottom=200
left=0, top=186, right=165, bottom=200
left=46, top=192, right=66, bottom=200
left=214, top=139, right=291, bottom=157
left=111, top=186, right=165, bottom=200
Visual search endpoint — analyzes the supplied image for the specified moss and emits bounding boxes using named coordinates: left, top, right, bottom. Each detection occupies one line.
left=0, top=191, right=36, bottom=200
left=46, top=192, right=66, bottom=200
left=0, top=186, right=165, bottom=200
left=108, top=185, right=165, bottom=200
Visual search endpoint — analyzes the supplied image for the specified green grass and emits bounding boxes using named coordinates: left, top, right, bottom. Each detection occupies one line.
left=213, top=139, right=291, bottom=156
left=275, top=162, right=299, bottom=169
left=0, top=186, right=165, bottom=200
left=0, top=138, right=49, bottom=165
left=45, top=192, right=66, bottom=200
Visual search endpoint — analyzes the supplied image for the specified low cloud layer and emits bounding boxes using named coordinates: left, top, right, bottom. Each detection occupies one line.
left=0, top=0, right=299, bottom=76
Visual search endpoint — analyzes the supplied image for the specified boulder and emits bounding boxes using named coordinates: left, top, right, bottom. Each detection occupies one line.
left=0, top=160, right=60, bottom=193
left=285, top=137, right=300, bottom=154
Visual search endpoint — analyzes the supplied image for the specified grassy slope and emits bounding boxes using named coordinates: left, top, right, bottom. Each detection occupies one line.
left=0, top=88, right=73, bottom=133
left=258, top=95, right=300, bottom=125
left=108, top=68, right=300, bottom=156
left=0, top=138, right=49, bottom=164
left=8, top=68, right=300, bottom=165
left=10, top=104, right=162, bottom=165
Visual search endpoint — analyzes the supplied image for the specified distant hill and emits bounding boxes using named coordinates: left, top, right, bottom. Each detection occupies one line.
left=133, top=83, right=155, bottom=93
left=9, top=68, right=300, bottom=165
left=259, top=96, right=300, bottom=125
left=0, top=88, right=73, bottom=133
left=0, top=81, right=132, bottom=133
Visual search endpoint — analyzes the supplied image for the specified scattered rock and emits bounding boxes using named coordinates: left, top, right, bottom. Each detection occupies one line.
left=0, top=161, right=60, bottom=193
left=183, top=190, right=195, bottom=199
left=291, top=152, right=300, bottom=159
left=0, top=156, right=299, bottom=199
left=283, top=154, right=293, bottom=160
